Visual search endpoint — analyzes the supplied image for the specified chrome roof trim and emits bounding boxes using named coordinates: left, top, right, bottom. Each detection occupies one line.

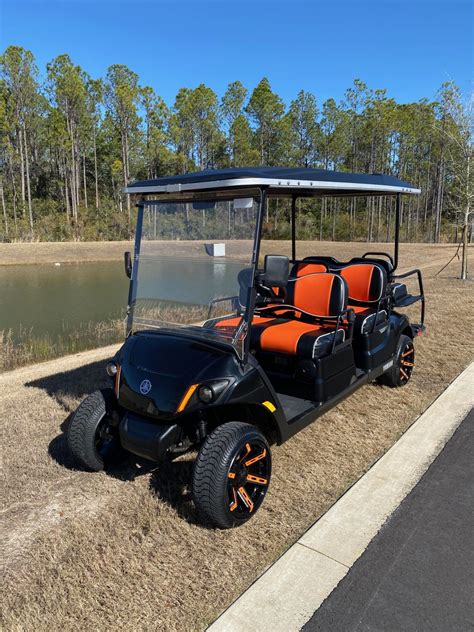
left=125, top=177, right=421, bottom=195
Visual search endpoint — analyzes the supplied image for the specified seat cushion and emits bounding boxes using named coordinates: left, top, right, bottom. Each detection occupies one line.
left=252, top=318, right=345, bottom=359
left=211, top=315, right=273, bottom=334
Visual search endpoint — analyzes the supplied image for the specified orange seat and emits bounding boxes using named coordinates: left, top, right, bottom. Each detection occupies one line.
left=252, top=272, right=347, bottom=358
left=251, top=318, right=345, bottom=358
left=340, top=263, right=386, bottom=305
left=210, top=270, right=347, bottom=358
left=271, top=261, right=326, bottom=299
left=340, top=264, right=388, bottom=335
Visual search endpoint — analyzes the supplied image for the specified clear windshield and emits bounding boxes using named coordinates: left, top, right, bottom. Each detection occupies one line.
left=129, top=195, right=259, bottom=356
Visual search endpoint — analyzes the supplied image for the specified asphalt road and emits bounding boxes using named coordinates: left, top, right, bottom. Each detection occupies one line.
left=302, top=407, right=474, bottom=632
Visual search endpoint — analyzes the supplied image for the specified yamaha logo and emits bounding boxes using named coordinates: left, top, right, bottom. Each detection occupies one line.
left=139, top=379, right=152, bottom=395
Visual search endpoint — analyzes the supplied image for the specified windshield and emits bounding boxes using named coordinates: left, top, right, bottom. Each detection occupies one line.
left=129, top=195, right=259, bottom=356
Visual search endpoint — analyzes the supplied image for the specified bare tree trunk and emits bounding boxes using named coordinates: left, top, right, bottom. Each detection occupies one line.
left=320, top=198, right=326, bottom=241
left=415, top=194, right=420, bottom=242
left=461, top=154, right=470, bottom=280
left=64, top=161, right=70, bottom=220
left=75, top=150, right=81, bottom=211
left=7, top=158, right=18, bottom=230
left=367, top=199, right=373, bottom=242
left=434, top=160, right=444, bottom=243
left=406, top=198, right=411, bottom=241
left=124, top=132, right=131, bottom=214
left=18, top=126, right=26, bottom=215
left=23, top=125, right=34, bottom=235
left=69, top=132, right=77, bottom=221
left=349, top=198, right=355, bottom=241
left=386, top=197, right=391, bottom=242
left=332, top=199, right=336, bottom=241
left=93, top=132, right=99, bottom=209
left=82, top=155, right=88, bottom=209
left=423, top=143, right=432, bottom=234
left=0, top=180, right=8, bottom=237
left=376, top=197, right=382, bottom=242
left=438, top=177, right=445, bottom=242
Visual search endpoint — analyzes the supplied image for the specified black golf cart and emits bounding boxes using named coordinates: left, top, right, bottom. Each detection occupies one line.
left=67, top=167, right=425, bottom=528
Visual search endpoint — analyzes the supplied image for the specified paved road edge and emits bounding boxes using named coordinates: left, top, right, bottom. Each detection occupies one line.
left=207, top=362, right=474, bottom=632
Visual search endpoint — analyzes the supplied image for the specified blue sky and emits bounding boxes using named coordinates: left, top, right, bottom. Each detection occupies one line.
left=1, top=0, right=472, bottom=106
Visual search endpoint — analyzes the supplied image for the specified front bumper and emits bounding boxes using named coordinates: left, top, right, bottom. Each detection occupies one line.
left=119, top=412, right=180, bottom=462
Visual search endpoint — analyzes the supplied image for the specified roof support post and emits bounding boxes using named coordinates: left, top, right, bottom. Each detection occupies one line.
left=394, top=193, right=401, bottom=272
left=291, top=195, right=297, bottom=261
left=126, top=201, right=144, bottom=336
left=242, top=187, right=267, bottom=360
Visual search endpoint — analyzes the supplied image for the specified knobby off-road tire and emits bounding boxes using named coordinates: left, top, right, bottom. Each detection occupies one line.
left=378, top=334, right=415, bottom=388
left=192, top=422, right=271, bottom=529
left=67, top=389, right=125, bottom=471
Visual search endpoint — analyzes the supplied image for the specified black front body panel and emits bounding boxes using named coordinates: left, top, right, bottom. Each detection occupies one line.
left=116, top=333, right=232, bottom=421
left=114, top=331, right=287, bottom=458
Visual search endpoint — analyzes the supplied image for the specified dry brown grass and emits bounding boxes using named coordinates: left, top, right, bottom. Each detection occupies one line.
left=0, top=241, right=134, bottom=265
left=0, top=238, right=469, bottom=268
left=1, top=245, right=473, bottom=632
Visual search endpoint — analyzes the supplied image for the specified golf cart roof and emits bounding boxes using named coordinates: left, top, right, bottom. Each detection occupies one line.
left=125, top=167, right=421, bottom=196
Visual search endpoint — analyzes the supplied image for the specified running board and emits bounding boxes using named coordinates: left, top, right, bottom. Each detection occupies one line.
left=281, top=372, right=370, bottom=441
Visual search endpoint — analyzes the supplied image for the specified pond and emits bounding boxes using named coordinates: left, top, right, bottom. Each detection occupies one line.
left=0, top=257, right=249, bottom=371
left=0, top=261, right=129, bottom=341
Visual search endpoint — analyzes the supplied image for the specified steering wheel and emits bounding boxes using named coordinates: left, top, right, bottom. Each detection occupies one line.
left=255, top=280, right=286, bottom=305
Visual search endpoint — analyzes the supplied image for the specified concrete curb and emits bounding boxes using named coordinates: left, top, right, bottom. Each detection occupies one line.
left=207, top=362, right=474, bottom=632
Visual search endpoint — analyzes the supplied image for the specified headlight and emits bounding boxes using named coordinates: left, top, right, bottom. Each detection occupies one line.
left=198, top=385, right=214, bottom=403
left=106, top=361, right=118, bottom=377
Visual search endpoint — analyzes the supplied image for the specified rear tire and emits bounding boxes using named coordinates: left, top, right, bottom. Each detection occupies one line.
left=67, top=389, right=125, bottom=471
left=192, top=422, right=271, bottom=529
left=378, top=334, right=415, bottom=388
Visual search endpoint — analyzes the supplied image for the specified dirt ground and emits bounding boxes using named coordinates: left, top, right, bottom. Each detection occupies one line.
left=1, top=244, right=473, bottom=631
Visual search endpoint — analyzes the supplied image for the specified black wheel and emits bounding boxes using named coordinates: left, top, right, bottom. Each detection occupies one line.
left=192, top=422, right=271, bottom=529
left=67, top=389, right=125, bottom=471
left=378, top=334, right=415, bottom=388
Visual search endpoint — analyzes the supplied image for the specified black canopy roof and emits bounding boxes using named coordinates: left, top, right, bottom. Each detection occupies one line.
left=125, top=167, right=420, bottom=196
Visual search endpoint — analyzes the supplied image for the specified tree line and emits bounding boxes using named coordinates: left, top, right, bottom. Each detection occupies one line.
left=0, top=45, right=472, bottom=243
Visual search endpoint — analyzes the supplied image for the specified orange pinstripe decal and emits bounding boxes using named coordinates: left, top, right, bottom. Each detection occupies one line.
left=246, top=474, right=268, bottom=485
left=238, top=487, right=254, bottom=512
left=245, top=449, right=267, bottom=467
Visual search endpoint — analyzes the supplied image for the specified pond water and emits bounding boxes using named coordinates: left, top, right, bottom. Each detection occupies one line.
left=0, top=258, right=247, bottom=343
left=0, top=261, right=128, bottom=340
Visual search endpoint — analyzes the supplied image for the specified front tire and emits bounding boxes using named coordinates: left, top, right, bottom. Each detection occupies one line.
left=192, top=422, right=271, bottom=529
left=378, top=334, right=415, bottom=388
left=67, top=389, right=125, bottom=471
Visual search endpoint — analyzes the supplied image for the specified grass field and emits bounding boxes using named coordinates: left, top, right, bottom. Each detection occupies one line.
left=0, top=237, right=468, bottom=266
left=0, top=240, right=134, bottom=265
left=1, top=244, right=473, bottom=631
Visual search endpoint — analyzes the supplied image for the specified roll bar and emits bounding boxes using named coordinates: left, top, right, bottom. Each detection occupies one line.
left=279, top=192, right=403, bottom=272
